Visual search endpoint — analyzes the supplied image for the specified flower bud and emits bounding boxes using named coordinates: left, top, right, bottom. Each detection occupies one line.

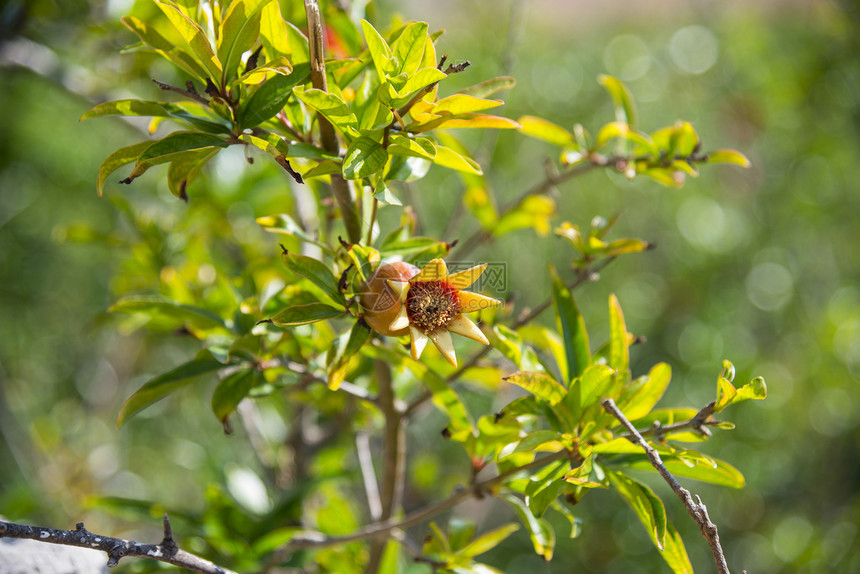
left=359, top=261, right=419, bottom=336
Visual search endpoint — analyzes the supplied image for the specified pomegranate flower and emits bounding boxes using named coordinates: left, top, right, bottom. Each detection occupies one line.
left=384, top=258, right=502, bottom=367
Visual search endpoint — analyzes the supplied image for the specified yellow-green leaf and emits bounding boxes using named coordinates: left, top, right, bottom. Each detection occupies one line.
left=608, top=471, right=666, bottom=550
left=343, top=136, right=387, bottom=180
left=517, top=115, right=576, bottom=148
left=155, top=0, right=222, bottom=81
left=708, top=149, right=751, bottom=168
left=502, top=371, right=566, bottom=406
left=217, top=0, right=271, bottom=85
left=598, top=74, right=637, bottom=129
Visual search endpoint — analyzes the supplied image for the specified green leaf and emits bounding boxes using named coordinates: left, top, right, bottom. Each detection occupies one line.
left=608, top=471, right=666, bottom=550
left=502, top=372, right=566, bottom=405
left=260, top=2, right=307, bottom=64
left=707, top=149, right=751, bottom=168
left=117, top=351, right=225, bottom=426
left=326, top=321, right=372, bottom=390
left=433, top=94, right=504, bottom=115
left=617, top=362, right=672, bottom=421
left=292, top=86, right=358, bottom=134
left=280, top=251, right=346, bottom=307
left=109, top=295, right=228, bottom=331
left=458, top=76, right=516, bottom=99
left=379, top=236, right=443, bottom=257
left=580, top=364, right=618, bottom=409
left=595, top=121, right=656, bottom=153
left=460, top=524, right=519, bottom=559
left=360, top=19, right=393, bottom=81
left=598, top=74, right=638, bottom=129
left=122, top=16, right=209, bottom=80
left=527, top=476, right=569, bottom=518
left=342, top=136, right=387, bottom=180
left=387, top=134, right=436, bottom=159
left=390, top=21, right=427, bottom=76
left=608, top=294, right=629, bottom=377
left=123, top=132, right=229, bottom=184
left=155, top=0, right=222, bottom=81
left=378, top=67, right=447, bottom=108
left=268, top=302, right=345, bottom=326
left=95, top=141, right=152, bottom=197
left=549, top=265, right=590, bottom=383
left=211, top=368, right=257, bottom=426
left=512, top=430, right=565, bottom=454
left=433, top=144, right=484, bottom=175
left=502, top=494, right=555, bottom=560
left=517, top=116, right=576, bottom=148
left=303, top=159, right=343, bottom=179
left=237, top=62, right=310, bottom=128
left=714, top=375, right=767, bottom=413
left=217, top=0, right=271, bottom=85
left=661, top=521, right=694, bottom=574
left=551, top=500, right=583, bottom=539
left=622, top=456, right=745, bottom=489
left=166, top=147, right=219, bottom=199
left=81, top=100, right=228, bottom=133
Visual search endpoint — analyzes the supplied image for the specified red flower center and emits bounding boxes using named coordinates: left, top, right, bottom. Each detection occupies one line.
left=406, top=280, right=460, bottom=333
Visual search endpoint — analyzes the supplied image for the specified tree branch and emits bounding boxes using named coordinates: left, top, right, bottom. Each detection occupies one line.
left=304, top=0, right=361, bottom=244
left=623, top=400, right=719, bottom=441
left=601, top=399, right=733, bottom=574
left=364, top=360, right=406, bottom=573
left=0, top=514, right=236, bottom=574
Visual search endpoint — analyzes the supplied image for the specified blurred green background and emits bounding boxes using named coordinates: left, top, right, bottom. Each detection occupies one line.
left=1, top=0, right=859, bottom=572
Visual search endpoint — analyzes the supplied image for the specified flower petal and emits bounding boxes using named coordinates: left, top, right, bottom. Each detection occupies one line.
left=410, top=325, right=429, bottom=360
left=445, top=263, right=487, bottom=290
left=458, top=291, right=503, bottom=313
left=431, top=328, right=457, bottom=367
left=411, top=258, right=448, bottom=283
left=389, top=306, right=410, bottom=332
left=446, top=314, right=489, bottom=345
left=386, top=279, right=410, bottom=302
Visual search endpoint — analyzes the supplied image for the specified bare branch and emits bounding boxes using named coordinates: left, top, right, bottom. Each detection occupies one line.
left=151, top=79, right=210, bottom=106
left=601, top=399, right=733, bottom=574
left=0, top=515, right=236, bottom=574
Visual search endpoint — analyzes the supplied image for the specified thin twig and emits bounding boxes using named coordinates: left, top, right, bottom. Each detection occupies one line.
left=277, top=449, right=568, bottom=556
left=601, top=399, right=732, bottom=574
left=152, top=79, right=211, bottom=105
left=0, top=515, right=236, bottom=574
left=622, top=401, right=719, bottom=441
left=452, top=160, right=601, bottom=260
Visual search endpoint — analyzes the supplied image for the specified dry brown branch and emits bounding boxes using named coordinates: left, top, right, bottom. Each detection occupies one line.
left=602, top=398, right=733, bottom=574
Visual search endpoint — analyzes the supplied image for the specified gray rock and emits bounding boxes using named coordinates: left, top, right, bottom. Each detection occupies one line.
left=0, top=538, right=108, bottom=574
